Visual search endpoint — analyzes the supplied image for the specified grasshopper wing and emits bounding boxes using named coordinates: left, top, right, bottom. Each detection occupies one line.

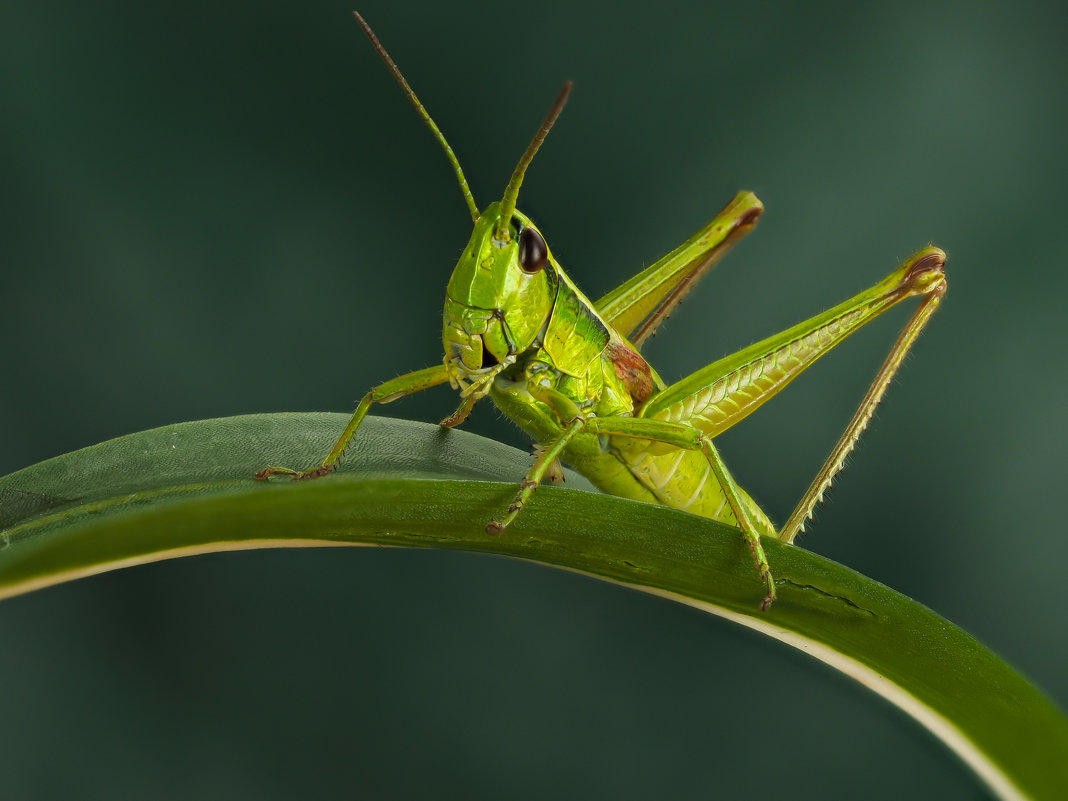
left=594, top=192, right=762, bottom=348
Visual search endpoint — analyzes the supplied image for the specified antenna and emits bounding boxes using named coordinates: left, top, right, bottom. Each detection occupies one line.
left=352, top=10, right=480, bottom=223
left=496, top=82, right=572, bottom=240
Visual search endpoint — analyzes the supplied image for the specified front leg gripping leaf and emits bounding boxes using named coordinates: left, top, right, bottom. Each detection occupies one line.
left=255, top=364, right=451, bottom=481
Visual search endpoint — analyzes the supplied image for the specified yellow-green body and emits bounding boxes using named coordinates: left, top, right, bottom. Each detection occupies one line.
left=441, top=201, right=943, bottom=544
left=257, top=12, right=947, bottom=609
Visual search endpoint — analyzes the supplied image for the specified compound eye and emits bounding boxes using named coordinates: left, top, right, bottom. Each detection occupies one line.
left=518, top=226, right=548, bottom=273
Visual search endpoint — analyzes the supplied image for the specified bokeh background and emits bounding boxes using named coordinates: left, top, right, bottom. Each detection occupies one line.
left=2, top=1, right=1066, bottom=798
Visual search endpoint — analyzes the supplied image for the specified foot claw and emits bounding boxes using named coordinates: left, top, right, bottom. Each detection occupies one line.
left=255, top=465, right=332, bottom=482
left=486, top=519, right=504, bottom=535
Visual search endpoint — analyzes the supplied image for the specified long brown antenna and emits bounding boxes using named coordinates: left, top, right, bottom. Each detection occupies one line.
left=352, top=10, right=479, bottom=223
left=496, top=81, right=573, bottom=239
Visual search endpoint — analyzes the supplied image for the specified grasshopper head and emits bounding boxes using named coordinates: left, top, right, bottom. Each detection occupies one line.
left=443, top=203, right=557, bottom=382
left=439, top=82, right=573, bottom=392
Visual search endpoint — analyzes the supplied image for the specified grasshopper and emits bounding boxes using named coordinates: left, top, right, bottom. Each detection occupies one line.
left=257, top=12, right=947, bottom=610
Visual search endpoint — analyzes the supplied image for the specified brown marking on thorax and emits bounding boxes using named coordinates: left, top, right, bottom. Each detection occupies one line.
left=605, top=340, right=654, bottom=409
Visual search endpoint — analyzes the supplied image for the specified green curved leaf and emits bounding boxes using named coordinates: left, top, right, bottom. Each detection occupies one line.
left=1, top=413, right=1065, bottom=800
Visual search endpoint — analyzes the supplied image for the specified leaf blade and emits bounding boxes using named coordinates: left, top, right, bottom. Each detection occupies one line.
left=1, top=413, right=1065, bottom=800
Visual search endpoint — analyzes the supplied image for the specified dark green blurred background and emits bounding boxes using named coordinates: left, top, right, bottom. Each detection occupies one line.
left=2, top=1, right=1065, bottom=798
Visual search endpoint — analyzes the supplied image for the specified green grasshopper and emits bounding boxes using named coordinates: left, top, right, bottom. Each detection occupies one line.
left=257, top=12, right=947, bottom=610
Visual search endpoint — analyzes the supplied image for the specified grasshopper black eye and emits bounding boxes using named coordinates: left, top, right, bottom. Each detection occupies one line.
left=519, top=226, right=548, bottom=273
